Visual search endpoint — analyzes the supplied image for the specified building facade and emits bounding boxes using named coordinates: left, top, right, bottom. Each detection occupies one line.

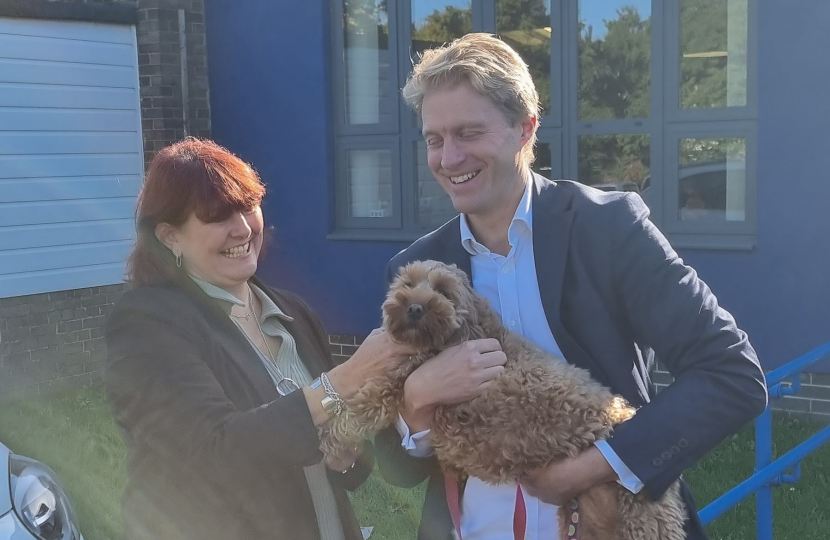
left=0, top=0, right=210, bottom=399
left=2, top=0, right=828, bottom=420
left=204, top=0, right=830, bottom=418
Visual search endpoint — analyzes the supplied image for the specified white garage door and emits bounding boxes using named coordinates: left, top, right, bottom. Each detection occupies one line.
left=0, top=17, right=143, bottom=299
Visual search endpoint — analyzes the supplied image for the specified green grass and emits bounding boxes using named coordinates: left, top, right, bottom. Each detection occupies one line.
left=685, top=416, right=830, bottom=540
left=0, top=386, right=828, bottom=540
left=0, top=387, right=126, bottom=540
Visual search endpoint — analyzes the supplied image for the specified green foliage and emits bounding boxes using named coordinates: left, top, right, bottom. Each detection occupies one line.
left=344, top=0, right=390, bottom=47
left=576, top=5, right=651, bottom=186
left=578, top=6, right=651, bottom=121
left=687, top=416, right=830, bottom=540
left=680, top=0, right=748, bottom=109
left=496, top=0, right=549, bottom=31
left=679, top=137, right=746, bottom=167
left=354, top=0, right=746, bottom=186
left=497, top=0, right=552, bottom=113
left=350, top=473, right=426, bottom=540
left=412, top=5, right=472, bottom=51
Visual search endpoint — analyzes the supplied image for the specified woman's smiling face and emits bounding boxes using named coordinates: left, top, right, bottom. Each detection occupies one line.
left=165, top=206, right=264, bottom=294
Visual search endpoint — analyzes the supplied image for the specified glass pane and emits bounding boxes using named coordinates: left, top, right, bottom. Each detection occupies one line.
left=577, top=134, right=650, bottom=192
left=497, top=0, right=552, bottom=115
left=343, top=0, right=391, bottom=124
left=346, top=149, right=393, bottom=218
left=578, top=0, right=651, bottom=120
left=678, top=138, right=746, bottom=221
left=681, top=0, right=748, bottom=109
left=411, top=0, right=472, bottom=57
left=414, top=141, right=456, bottom=229
left=531, top=142, right=552, bottom=178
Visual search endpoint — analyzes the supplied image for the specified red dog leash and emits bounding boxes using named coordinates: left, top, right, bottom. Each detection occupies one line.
left=445, top=474, right=580, bottom=540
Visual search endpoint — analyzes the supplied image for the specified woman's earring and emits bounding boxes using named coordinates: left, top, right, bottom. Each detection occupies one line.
left=174, top=250, right=182, bottom=268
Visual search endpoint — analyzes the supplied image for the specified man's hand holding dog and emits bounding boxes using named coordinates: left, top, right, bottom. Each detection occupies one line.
left=520, top=446, right=617, bottom=506
left=400, top=339, right=506, bottom=432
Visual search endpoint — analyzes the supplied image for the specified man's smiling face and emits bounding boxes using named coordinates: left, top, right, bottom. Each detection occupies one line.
left=421, top=80, right=531, bottom=221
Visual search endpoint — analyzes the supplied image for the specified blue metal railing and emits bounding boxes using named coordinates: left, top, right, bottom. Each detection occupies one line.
left=699, top=342, right=830, bottom=540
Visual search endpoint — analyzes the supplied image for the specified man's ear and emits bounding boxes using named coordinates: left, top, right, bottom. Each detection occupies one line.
left=155, top=222, right=178, bottom=253
left=519, top=116, right=537, bottom=147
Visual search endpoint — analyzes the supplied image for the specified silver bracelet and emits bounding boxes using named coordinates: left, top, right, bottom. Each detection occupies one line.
left=320, top=372, right=346, bottom=418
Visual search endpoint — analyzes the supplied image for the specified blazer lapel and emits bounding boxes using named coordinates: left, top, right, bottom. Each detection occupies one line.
left=532, top=175, right=607, bottom=384
left=217, top=316, right=282, bottom=401
left=179, top=276, right=281, bottom=402
left=438, top=216, right=472, bottom=278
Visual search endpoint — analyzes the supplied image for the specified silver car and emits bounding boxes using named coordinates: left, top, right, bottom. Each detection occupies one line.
left=0, top=442, right=83, bottom=540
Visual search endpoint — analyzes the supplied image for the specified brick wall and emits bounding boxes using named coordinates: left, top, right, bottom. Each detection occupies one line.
left=137, top=0, right=210, bottom=167
left=0, top=285, right=126, bottom=401
left=329, top=334, right=366, bottom=366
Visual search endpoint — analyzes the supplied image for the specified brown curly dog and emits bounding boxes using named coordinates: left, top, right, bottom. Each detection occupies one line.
left=319, top=260, right=686, bottom=540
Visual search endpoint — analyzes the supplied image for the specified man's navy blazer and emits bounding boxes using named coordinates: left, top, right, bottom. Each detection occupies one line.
left=375, top=175, right=767, bottom=540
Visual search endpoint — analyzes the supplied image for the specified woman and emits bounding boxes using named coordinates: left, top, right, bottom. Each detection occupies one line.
left=105, top=138, right=413, bottom=540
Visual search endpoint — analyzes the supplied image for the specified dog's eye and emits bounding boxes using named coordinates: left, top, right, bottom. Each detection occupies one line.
left=436, top=289, right=450, bottom=299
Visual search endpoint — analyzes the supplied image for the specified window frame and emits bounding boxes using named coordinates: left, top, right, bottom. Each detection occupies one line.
left=334, top=136, right=402, bottom=230
left=329, top=0, right=758, bottom=249
left=332, top=0, right=401, bottom=136
left=663, top=121, right=757, bottom=236
left=534, top=130, right=564, bottom=180
left=665, top=0, right=758, bottom=123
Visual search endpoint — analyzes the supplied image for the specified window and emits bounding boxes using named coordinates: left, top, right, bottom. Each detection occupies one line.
left=331, top=0, right=757, bottom=248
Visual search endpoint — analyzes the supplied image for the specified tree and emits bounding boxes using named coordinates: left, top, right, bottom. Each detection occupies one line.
left=412, top=6, right=472, bottom=55
left=497, top=0, right=552, bottom=113
left=343, top=0, right=389, bottom=48
left=576, top=6, right=651, bottom=186
left=680, top=0, right=747, bottom=109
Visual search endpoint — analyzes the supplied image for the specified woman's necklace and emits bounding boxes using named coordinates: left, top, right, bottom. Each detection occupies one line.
left=248, top=285, right=276, bottom=362
left=231, top=296, right=253, bottom=321
left=247, top=285, right=299, bottom=396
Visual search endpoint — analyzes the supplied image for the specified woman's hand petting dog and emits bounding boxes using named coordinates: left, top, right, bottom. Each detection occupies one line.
left=400, top=339, right=507, bottom=432
left=327, top=327, right=416, bottom=400
left=519, top=446, right=617, bottom=506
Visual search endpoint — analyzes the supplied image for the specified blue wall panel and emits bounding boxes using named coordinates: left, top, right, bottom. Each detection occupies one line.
left=205, top=0, right=405, bottom=334
left=679, top=0, right=830, bottom=370
left=206, top=0, right=830, bottom=369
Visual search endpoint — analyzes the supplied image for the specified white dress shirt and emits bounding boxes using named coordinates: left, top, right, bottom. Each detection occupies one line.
left=395, top=180, right=643, bottom=539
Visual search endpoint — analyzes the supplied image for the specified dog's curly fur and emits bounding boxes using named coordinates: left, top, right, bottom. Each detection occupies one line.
left=319, top=260, right=686, bottom=540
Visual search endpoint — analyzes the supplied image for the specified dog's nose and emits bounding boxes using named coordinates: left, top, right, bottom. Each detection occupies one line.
left=407, top=303, right=424, bottom=321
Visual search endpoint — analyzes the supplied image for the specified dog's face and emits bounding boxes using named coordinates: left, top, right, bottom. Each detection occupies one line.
left=382, top=261, right=477, bottom=351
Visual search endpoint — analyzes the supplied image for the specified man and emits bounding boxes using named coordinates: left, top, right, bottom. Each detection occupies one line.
left=375, top=33, right=767, bottom=540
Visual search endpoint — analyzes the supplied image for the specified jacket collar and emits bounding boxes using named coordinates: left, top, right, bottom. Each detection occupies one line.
left=529, top=175, right=607, bottom=384
left=438, top=173, right=606, bottom=383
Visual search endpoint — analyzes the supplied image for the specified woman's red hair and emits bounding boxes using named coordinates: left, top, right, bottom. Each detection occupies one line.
left=127, top=138, right=266, bottom=286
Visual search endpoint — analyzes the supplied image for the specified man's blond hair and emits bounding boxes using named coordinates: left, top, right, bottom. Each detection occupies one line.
left=402, top=33, right=541, bottom=169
